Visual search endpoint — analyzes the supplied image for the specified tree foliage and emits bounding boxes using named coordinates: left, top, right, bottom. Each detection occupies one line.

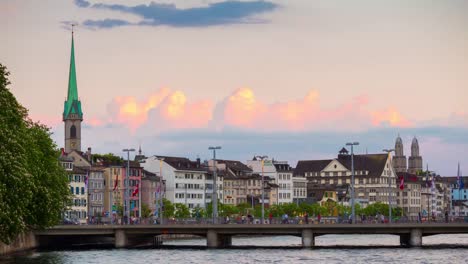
left=162, top=198, right=175, bottom=218
left=92, top=153, right=123, bottom=164
left=174, top=203, right=190, bottom=218
left=0, top=63, right=70, bottom=244
left=141, top=203, right=152, bottom=218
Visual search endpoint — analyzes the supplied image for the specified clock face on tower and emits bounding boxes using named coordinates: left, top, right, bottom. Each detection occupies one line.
left=71, top=142, right=76, bottom=148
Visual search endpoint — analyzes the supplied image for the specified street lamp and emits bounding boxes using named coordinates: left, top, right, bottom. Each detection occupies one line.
left=255, top=155, right=268, bottom=224
left=346, top=142, right=359, bottom=224
left=122, top=148, right=135, bottom=225
left=157, top=157, right=165, bottom=224
left=383, top=148, right=395, bottom=223
left=209, top=146, right=221, bottom=224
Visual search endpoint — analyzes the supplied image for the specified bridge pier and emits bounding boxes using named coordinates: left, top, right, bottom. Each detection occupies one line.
left=409, top=229, right=422, bottom=247
left=115, top=229, right=127, bottom=248
left=301, top=229, right=314, bottom=248
left=400, top=229, right=422, bottom=247
left=206, top=230, right=232, bottom=249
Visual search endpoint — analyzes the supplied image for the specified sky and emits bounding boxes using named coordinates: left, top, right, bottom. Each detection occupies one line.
left=1, top=0, right=468, bottom=175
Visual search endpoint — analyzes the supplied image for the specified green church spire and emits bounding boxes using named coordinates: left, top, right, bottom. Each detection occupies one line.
left=63, top=30, right=83, bottom=120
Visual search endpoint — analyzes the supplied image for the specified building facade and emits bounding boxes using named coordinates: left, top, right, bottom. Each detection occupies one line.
left=296, top=148, right=397, bottom=208
left=88, top=166, right=105, bottom=220
left=142, top=156, right=210, bottom=210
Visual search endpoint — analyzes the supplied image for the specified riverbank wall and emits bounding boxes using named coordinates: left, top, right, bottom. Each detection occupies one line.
left=0, top=232, right=37, bottom=256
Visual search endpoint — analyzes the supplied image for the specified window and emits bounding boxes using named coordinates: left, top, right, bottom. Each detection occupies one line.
left=70, top=125, right=76, bottom=138
left=70, top=187, right=73, bottom=194
left=75, top=187, right=79, bottom=194
left=81, top=187, right=85, bottom=195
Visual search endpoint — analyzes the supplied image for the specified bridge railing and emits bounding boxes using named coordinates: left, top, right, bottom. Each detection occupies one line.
left=79, top=215, right=468, bottom=226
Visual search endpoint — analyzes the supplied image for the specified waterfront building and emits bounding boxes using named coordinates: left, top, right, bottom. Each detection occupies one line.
left=141, top=170, right=163, bottom=217
left=441, top=176, right=467, bottom=217
left=295, top=147, right=397, bottom=208
left=420, top=174, right=451, bottom=218
left=247, top=158, right=293, bottom=205
left=213, top=160, right=251, bottom=205
left=395, top=172, right=422, bottom=220
left=141, top=156, right=209, bottom=210
left=292, top=174, right=308, bottom=205
left=274, top=161, right=294, bottom=204
left=88, top=166, right=105, bottom=221
left=60, top=156, right=88, bottom=224
left=102, top=161, right=143, bottom=220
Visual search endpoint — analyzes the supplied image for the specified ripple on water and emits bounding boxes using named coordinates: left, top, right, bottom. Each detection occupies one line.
left=5, top=234, right=468, bottom=264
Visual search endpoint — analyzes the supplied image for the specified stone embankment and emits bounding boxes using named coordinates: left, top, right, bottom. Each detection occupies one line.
left=0, top=232, right=37, bottom=256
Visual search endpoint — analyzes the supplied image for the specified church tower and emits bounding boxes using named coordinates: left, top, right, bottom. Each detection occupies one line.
left=392, top=135, right=407, bottom=173
left=408, top=137, right=423, bottom=174
left=63, top=29, right=83, bottom=153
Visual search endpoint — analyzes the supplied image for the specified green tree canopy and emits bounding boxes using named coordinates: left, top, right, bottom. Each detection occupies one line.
left=141, top=203, right=152, bottom=218
left=92, top=153, right=124, bottom=164
left=162, top=198, right=175, bottom=218
left=0, top=63, right=70, bottom=244
left=174, top=203, right=190, bottom=218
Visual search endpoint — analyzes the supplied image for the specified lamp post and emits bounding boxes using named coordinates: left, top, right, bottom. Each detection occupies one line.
left=209, top=146, right=221, bottom=224
left=346, top=142, right=359, bottom=224
left=122, top=148, right=135, bottom=224
left=158, top=157, right=164, bottom=224
left=383, top=148, right=395, bottom=223
left=255, top=155, right=268, bottom=224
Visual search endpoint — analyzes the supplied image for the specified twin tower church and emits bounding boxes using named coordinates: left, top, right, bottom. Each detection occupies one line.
left=393, top=135, right=423, bottom=174
left=60, top=31, right=425, bottom=169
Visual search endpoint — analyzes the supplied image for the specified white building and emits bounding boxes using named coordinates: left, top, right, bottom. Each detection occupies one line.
left=60, top=157, right=88, bottom=224
left=247, top=158, right=294, bottom=204
left=141, top=156, right=212, bottom=210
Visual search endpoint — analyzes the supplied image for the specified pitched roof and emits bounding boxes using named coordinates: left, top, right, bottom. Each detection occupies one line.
left=336, top=154, right=388, bottom=177
left=294, top=159, right=332, bottom=176
left=295, top=153, right=388, bottom=178
left=217, top=159, right=252, bottom=173
left=156, top=155, right=206, bottom=172
left=274, top=163, right=294, bottom=172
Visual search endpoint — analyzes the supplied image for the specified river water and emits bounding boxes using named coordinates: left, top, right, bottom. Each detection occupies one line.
left=5, top=234, right=468, bottom=263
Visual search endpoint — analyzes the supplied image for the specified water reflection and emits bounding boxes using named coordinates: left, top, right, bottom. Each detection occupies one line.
left=5, top=234, right=468, bottom=264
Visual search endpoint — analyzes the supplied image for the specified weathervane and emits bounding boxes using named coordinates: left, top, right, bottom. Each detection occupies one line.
left=71, top=23, right=76, bottom=35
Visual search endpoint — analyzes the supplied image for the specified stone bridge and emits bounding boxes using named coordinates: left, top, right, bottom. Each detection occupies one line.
left=34, top=223, right=468, bottom=249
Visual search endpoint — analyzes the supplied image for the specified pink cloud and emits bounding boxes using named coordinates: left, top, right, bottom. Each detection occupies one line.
left=38, top=87, right=414, bottom=133
left=370, top=107, right=412, bottom=127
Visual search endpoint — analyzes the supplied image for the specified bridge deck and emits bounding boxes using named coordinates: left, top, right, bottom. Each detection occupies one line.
left=34, top=223, right=468, bottom=237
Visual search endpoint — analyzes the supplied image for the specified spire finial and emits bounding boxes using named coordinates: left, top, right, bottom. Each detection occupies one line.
left=71, top=23, right=75, bottom=35
left=138, top=144, right=142, bottom=155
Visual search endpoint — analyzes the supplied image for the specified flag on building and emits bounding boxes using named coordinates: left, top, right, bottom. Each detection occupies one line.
left=132, top=184, right=139, bottom=197
left=458, top=163, right=464, bottom=189
left=113, top=173, right=118, bottom=191
left=399, top=177, right=404, bottom=190
left=431, top=174, right=435, bottom=193
left=84, top=171, right=89, bottom=189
